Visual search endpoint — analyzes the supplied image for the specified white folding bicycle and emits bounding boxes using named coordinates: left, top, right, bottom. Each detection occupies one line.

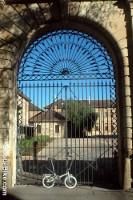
left=42, top=156, right=77, bottom=189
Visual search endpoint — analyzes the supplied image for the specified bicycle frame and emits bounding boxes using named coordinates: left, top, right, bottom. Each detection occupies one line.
left=42, top=156, right=77, bottom=188
left=57, top=171, right=71, bottom=179
left=45, top=157, right=73, bottom=182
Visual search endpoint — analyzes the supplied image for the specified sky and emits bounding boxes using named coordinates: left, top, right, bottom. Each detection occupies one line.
left=18, top=30, right=116, bottom=109
left=20, top=79, right=115, bottom=109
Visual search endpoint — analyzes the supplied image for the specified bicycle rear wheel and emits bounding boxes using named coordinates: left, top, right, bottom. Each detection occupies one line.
left=64, top=175, right=77, bottom=189
left=42, top=175, right=55, bottom=188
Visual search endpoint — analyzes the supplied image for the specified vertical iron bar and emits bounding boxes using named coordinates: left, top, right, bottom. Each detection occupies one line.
left=102, top=80, right=105, bottom=185
left=49, top=82, right=50, bottom=159
left=21, top=83, right=23, bottom=183
left=105, top=80, right=109, bottom=177
left=25, top=83, right=27, bottom=182
left=29, top=82, right=31, bottom=179
left=32, top=82, right=35, bottom=180
left=93, top=80, right=96, bottom=184
left=86, top=81, right=89, bottom=185
left=92, top=80, right=98, bottom=182
left=92, top=81, right=95, bottom=183
left=41, top=82, right=43, bottom=177
left=57, top=82, right=59, bottom=171
left=89, top=80, right=92, bottom=184
left=78, top=82, right=81, bottom=183
left=97, top=80, right=101, bottom=184
left=69, top=82, right=72, bottom=154
left=65, top=86, right=68, bottom=167
left=53, top=82, right=55, bottom=159
left=74, top=82, right=76, bottom=177
left=37, top=83, right=39, bottom=184
left=45, top=82, right=47, bottom=162
left=20, top=82, right=23, bottom=184
left=110, top=80, right=113, bottom=171
left=61, top=82, right=63, bottom=160
left=82, top=82, right=85, bottom=184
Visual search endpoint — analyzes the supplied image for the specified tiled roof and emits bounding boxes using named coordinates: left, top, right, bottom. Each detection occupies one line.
left=29, top=102, right=42, bottom=111
left=29, top=99, right=115, bottom=122
left=29, top=109, right=66, bottom=123
left=85, top=100, right=113, bottom=108
left=44, top=99, right=65, bottom=109
left=45, top=99, right=114, bottom=109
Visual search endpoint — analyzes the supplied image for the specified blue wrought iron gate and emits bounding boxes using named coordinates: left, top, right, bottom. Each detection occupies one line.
left=17, top=30, right=118, bottom=187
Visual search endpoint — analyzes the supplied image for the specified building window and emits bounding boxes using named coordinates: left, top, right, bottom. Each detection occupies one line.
left=37, top=125, right=41, bottom=133
left=55, top=125, right=59, bottom=133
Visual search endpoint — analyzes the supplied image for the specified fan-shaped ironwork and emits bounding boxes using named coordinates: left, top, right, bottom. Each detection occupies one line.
left=18, top=30, right=114, bottom=81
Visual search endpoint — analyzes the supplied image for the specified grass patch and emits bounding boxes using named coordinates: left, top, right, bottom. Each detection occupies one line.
left=19, top=135, right=54, bottom=156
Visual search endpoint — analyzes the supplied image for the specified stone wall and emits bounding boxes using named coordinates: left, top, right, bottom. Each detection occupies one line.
left=33, top=122, right=65, bottom=138
left=91, top=107, right=116, bottom=136
left=17, top=94, right=29, bottom=126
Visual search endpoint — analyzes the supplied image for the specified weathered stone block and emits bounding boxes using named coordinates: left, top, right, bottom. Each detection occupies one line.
left=126, top=117, right=132, bottom=128
left=78, top=2, right=90, bottom=18
left=0, top=59, right=12, bottom=69
left=0, top=120, right=9, bottom=129
left=124, top=139, right=132, bottom=149
left=0, top=129, right=9, bottom=140
left=124, top=86, right=131, bottom=96
left=114, top=28, right=127, bottom=41
left=0, top=108, right=9, bottom=118
left=0, top=98, right=9, bottom=108
left=123, top=107, right=132, bottom=117
left=123, top=57, right=129, bottom=66
left=121, top=48, right=128, bottom=57
left=124, top=67, right=130, bottom=76
left=0, top=69, right=13, bottom=79
left=0, top=109, right=9, bottom=129
left=123, top=157, right=132, bottom=189
left=0, top=88, right=9, bottom=97
left=69, top=2, right=81, bottom=16
left=0, top=78, right=13, bottom=89
left=124, top=128, right=132, bottom=138
left=124, top=96, right=131, bottom=106
left=124, top=76, right=131, bottom=86
left=118, top=38, right=128, bottom=49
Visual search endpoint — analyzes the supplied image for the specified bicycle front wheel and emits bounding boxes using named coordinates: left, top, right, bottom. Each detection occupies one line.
left=42, top=175, right=55, bottom=188
left=64, top=175, right=77, bottom=189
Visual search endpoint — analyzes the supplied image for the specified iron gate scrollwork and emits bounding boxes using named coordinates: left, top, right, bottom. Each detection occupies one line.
left=17, top=30, right=118, bottom=187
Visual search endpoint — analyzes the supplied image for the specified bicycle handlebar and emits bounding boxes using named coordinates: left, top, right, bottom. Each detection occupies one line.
left=48, top=157, right=55, bottom=161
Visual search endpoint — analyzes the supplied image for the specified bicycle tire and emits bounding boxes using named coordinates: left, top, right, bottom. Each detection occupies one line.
left=42, top=175, right=55, bottom=188
left=64, top=175, right=77, bottom=189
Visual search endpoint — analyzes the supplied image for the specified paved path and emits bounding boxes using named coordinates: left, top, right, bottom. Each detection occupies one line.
left=38, top=138, right=115, bottom=160
left=1, top=185, right=133, bottom=200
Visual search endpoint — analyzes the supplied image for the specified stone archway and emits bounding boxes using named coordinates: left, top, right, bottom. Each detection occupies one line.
left=0, top=1, right=132, bottom=190
left=17, top=28, right=119, bottom=187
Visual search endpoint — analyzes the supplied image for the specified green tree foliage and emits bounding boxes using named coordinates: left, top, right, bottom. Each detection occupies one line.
left=65, top=100, right=98, bottom=137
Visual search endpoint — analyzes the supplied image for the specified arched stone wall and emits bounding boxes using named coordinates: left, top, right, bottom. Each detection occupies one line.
left=0, top=1, right=132, bottom=189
